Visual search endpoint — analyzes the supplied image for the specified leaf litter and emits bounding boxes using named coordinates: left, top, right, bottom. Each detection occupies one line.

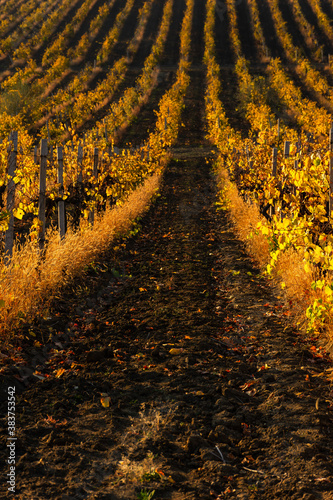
left=0, top=62, right=333, bottom=500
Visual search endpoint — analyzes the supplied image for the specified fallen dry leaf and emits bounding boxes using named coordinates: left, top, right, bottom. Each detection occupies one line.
left=169, top=348, right=184, bottom=355
left=100, top=395, right=111, bottom=408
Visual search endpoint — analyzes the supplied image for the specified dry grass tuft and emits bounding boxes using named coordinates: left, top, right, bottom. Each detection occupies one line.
left=0, top=173, right=162, bottom=340
left=274, top=248, right=314, bottom=327
left=118, top=451, right=161, bottom=484
left=216, top=167, right=269, bottom=267
left=117, top=403, right=173, bottom=485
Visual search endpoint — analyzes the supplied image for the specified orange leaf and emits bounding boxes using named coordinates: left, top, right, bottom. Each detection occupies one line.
left=44, top=415, right=57, bottom=425
left=100, top=395, right=111, bottom=408
left=55, top=368, right=66, bottom=378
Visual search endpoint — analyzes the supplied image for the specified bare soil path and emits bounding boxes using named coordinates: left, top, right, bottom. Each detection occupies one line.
left=0, top=61, right=333, bottom=499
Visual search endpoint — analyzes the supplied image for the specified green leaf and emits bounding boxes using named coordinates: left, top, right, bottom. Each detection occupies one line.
left=111, top=268, right=120, bottom=278
left=0, top=210, right=10, bottom=221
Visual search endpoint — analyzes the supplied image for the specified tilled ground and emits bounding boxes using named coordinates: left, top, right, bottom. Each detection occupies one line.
left=0, top=149, right=333, bottom=498
left=1, top=142, right=333, bottom=499
left=1, top=62, right=333, bottom=500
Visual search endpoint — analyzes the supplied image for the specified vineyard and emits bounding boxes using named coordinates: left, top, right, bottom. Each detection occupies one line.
left=1, top=0, right=333, bottom=498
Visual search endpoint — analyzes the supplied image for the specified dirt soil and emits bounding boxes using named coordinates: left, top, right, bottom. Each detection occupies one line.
left=1, top=0, right=333, bottom=497
left=0, top=64, right=332, bottom=499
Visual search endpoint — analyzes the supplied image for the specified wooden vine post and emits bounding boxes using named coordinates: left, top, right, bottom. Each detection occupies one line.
left=89, top=148, right=99, bottom=225
left=329, top=124, right=333, bottom=221
left=270, top=147, right=278, bottom=218
left=73, top=145, right=83, bottom=229
left=38, top=139, right=48, bottom=250
left=57, top=146, right=66, bottom=240
left=104, top=118, right=108, bottom=143
left=46, top=120, right=51, bottom=141
left=284, top=141, right=290, bottom=158
left=271, top=147, right=278, bottom=177
left=34, top=145, right=38, bottom=164
left=94, top=148, right=99, bottom=177
left=293, top=158, right=298, bottom=195
left=77, top=145, right=83, bottom=183
left=4, top=131, right=18, bottom=262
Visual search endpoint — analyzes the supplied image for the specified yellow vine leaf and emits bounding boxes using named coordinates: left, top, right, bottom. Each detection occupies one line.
left=13, top=207, right=25, bottom=220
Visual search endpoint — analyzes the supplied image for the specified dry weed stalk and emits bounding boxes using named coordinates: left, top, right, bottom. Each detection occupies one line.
left=117, top=403, right=172, bottom=484
left=274, top=249, right=314, bottom=326
left=118, top=451, right=161, bottom=485
left=0, top=173, right=161, bottom=340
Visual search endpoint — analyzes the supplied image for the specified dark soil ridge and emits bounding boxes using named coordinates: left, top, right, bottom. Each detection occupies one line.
left=1, top=67, right=333, bottom=499
left=255, top=0, right=285, bottom=60
left=131, top=0, right=168, bottom=67
left=235, top=0, right=259, bottom=63
left=278, top=0, right=313, bottom=61
left=32, top=0, right=87, bottom=67
left=69, top=0, right=131, bottom=67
